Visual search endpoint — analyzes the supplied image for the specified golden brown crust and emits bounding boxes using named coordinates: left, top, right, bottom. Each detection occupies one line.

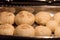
left=0, top=12, right=15, bottom=24
left=35, top=26, right=52, bottom=36
left=54, top=12, right=60, bottom=24
left=14, top=24, right=35, bottom=37
left=35, top=11, right=51, bottom=25
left=15, top=11, right=35, bottom=25
left=55, top=27, right=60, bottom=36
left=0, top=24, right=14, bottom=35
left=46, top=20, right=59, bottom=32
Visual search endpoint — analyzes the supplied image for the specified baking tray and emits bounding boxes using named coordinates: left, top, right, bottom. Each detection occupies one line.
left=0, top=0, right=60, bottom=40
left=0, top=35, right=58, bottom=40
left=0, top=6, right=60, bottom=40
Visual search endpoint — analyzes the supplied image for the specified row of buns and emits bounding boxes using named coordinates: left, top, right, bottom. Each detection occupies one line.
left=0, top=24, right=60, bottom=37
left=0, top=11, right=60, bottom=25
left=0, top=11, right=60, bottom=37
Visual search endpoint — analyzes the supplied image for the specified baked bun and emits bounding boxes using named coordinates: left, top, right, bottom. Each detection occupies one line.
left=35, top=11, right=51, bottom=25
left=54, top=12, right=60, bottom=24
left=0, top=12, right=15, bottom=24
left=15, top=11, right=35, bottom=25
left=46, top=20, right=59, bottom=32
left=35, top=26, right=51, bottom=36
left=55, top=27, right=60, bottom=36
left=0, top=24, right=14, bottom=35
left=14, top=24, right=35, bottom=37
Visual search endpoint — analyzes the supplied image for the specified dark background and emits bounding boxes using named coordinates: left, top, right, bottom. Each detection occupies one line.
left=0, top=0, right=60, bottom=2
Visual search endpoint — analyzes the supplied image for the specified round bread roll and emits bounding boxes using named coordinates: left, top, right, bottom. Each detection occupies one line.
left=0, top=24, right=14, bottom=35
left=35, top=11, right=51, bottom=25
left=0, top=12, right=15, bottom=24
left=46, top=20, right=59, bottom=32
left=35, top=26, right=51, bottom=36
left=54, top=12, right=60, bottom=24
left=55, top=27, right=60, bottom=36
left=15, top=11, right=35, bottom=25
left=14, top=24, right=35, bottom=37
